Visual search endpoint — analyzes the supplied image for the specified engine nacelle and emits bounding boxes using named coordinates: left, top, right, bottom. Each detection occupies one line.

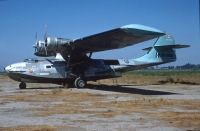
left=34, top=37, right=73, bottom=58
left=46, top=37, right=72, bottom=46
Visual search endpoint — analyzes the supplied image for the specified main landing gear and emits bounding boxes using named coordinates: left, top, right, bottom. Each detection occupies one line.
left=19, top=82, right=26, bottom=89
left=74, top=77, right=86, bottom=88
left=62, top=77, right=87, bottom=88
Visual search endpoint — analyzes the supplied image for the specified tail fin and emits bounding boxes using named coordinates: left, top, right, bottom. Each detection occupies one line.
left=135, top=34, right=189, bottom=64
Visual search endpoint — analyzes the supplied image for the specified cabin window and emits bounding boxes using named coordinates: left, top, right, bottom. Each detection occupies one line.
left=46, top=65, right=51, bottom=68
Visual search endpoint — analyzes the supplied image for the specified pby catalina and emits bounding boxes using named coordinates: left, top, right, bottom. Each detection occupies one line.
left=5, top=24, right=189, bottom=89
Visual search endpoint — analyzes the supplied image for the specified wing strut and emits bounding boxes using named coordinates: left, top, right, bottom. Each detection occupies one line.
left=88, top=52, right=93, bottom=58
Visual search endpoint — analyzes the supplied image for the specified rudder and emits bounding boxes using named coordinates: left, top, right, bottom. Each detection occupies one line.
left=135, top=34, right=189, bottom=64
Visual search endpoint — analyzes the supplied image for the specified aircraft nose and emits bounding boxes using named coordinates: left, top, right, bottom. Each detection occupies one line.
left=5, top=65, right=12, bottom=72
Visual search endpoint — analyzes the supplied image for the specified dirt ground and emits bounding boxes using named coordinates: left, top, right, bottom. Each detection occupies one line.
left=0, top=75, right=200, bottom=131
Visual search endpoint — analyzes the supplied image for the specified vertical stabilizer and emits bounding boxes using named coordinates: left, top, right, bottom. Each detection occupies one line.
left=134, top=34, right=189, bottom=64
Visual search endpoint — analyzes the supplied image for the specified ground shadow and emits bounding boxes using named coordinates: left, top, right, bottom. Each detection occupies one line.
left=24, top=86, right=62, bottom=90
left=85, top=84, right=178, bottom=95
left=23, top=84, right=178, bottom=95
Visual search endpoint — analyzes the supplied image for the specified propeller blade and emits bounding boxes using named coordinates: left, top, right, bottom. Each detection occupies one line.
left=35, top=32, right=38, bottom=41
left=44, top=24, right=48, bottom=40
left=44, top=46, right=47, bottom=56
left=34, top=32, right=38, bottom=53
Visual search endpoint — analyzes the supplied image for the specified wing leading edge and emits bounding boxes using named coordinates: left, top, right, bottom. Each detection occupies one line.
left=72, top=24, right=165, bottom=53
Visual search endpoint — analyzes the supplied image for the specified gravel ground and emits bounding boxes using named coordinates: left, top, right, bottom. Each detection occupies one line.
left=0, top=76, right=200, bottom=131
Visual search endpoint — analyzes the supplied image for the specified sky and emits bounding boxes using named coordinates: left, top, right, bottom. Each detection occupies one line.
left=0, top=0, right=199, bottom=70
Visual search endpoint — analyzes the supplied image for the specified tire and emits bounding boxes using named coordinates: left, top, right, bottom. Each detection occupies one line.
left=19, top=82, right=26, bottom=89
left=74, top=77, right=86, bottom=88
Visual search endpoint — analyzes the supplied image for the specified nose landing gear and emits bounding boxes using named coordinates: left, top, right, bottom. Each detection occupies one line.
left=19, top=82, right=26, bottom=89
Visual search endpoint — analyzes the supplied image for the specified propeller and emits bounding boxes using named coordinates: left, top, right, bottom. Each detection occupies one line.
left=33, top=25, right=50, bottom=56
left=33, top=32, right=38, bottom=53
left=44, top=24, right=48, bottom=55
left=44, top=44, right=48, bottom=56
left=35, top=32, right=38, bottom=41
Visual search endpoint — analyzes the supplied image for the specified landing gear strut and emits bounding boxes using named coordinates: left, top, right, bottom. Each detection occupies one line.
left=19, top=82, right=26, bottom=89
left=63, top=82, right=73, bottom=88
left=74, top=77, right=86, bottom=88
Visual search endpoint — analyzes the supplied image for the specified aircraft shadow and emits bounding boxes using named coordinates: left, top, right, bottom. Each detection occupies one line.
left=24, top=84, right=178, bottom=95
left=25, top=86, right=62, bottom=90
left=85, top=84, right=178, bottom=95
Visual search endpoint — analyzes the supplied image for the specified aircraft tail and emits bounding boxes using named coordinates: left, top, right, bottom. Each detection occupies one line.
left=134, top=34, right=189, bottom=64
left=107, top=34, right=189, bottom=72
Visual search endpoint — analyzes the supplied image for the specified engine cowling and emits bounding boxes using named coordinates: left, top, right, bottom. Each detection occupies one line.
left=46, top=37, right=72, bottom=46
left=34, top=37, right=73, bottom=57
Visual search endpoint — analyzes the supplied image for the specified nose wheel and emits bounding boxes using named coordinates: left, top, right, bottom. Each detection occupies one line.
left=74, top=77, right=86, bottom=88
left=19, top=82, right=26, bottom=89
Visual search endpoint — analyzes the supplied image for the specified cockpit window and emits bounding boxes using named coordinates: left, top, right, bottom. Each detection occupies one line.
left=46, top=65, right=51, bottom=68
left=24, top=58, right=39, bottom=63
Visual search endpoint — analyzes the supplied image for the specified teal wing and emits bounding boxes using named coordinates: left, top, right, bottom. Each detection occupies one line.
left=72, top=24, right=165, bottom=53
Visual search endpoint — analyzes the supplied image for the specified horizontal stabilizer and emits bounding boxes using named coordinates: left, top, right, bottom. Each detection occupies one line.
left=143, top=44, right=190, bottom=51
left=154, top=44, right=190, bottom=49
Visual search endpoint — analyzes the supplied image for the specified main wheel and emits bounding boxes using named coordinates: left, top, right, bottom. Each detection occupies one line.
left=19, top=82, right=26, bottom=89
left=74, top=77, right=86, bottom=88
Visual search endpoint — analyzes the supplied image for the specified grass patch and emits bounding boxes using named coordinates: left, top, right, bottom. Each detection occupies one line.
left=124, top=70, right=200, bottom=77
left=98, top=70, right=200, bottom=85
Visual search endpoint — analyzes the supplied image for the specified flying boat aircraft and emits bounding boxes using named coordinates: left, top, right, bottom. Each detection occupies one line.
left=5, top=24, right=189, bottom=89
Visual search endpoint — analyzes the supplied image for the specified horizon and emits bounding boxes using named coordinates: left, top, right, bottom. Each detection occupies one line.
left=0, top=0, right=199, bottom=70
